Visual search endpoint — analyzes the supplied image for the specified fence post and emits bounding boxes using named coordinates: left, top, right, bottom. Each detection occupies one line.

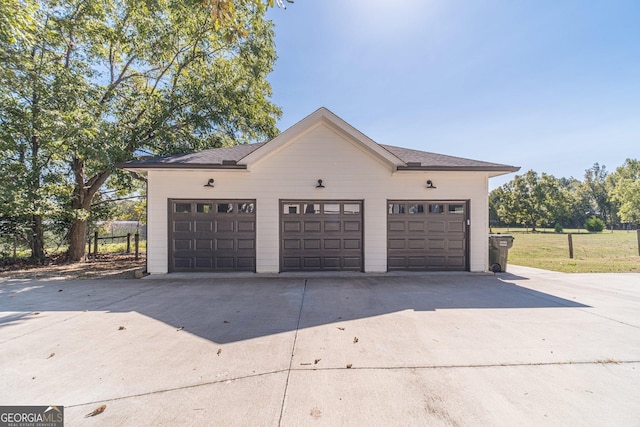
left=13, top=234, right=17, bottom=261
left=568, top=233, right=574, bottom=259
left=94, top=231, right=99, bottom=258
left=134, top=232, right=139, bottom=260
left=126, top=233, right=131, bottom=253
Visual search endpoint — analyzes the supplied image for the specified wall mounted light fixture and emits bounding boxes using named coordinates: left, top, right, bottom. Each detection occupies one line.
left=426, top=180, right=436, bottom=189
left=316, top=179, right=325, bottom=188
left=204, top=178, right=215, bottom=188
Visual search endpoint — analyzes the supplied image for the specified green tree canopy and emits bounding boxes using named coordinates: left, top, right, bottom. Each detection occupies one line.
left=494, top=170, right=570, bottom=231
left=583, top=163, right=614, bottom=226
left=609, top=159, right=640, bottom=224
left=0, top=0, right=281, bottom=260
left=0, top=0, right=36, bottom=44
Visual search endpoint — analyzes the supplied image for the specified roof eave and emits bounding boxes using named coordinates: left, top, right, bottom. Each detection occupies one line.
left=396, top=166, right=521, bottom=172
left=115, top=163, right=248, bottom=171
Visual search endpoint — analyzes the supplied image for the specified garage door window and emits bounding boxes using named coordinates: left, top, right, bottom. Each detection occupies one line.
left=283, top=204, right=299, bottom=214
left=196, top=203, right=212, bottom=213
left=304, top=203, right=320, bottom=214
left=429, top=204, right=444, bottom=214
left=389, top=203, right=405, bottom=214
left=324, top=204, right=340, bottom=214
left=408, top=204, right=424, bottom=214
left=449, top=204, right=464, bottom=214
left=238, top=202, right=255, bottom=213
left=344, top=204, right=360, bottom=214
left=217, top=203, right=233, bottom=213
left=175, top=203, right=191, bottom=213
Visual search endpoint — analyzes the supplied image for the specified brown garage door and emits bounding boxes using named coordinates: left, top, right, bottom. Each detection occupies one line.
left=169, top=199, right=256, bottom=272
left=387, top=200, right=468, bottom=271
left=280, top=200, right=363, bottom=271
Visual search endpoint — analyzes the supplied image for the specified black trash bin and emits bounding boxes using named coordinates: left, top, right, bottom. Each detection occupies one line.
left=489, top=234, right=514, bottom=273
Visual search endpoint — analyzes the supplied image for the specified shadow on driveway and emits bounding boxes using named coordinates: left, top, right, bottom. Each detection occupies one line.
left=0, top=273, right=588, bottom=344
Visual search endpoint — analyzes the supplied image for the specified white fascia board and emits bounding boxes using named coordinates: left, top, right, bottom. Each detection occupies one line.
left=487, top=169, right=519, bottom=178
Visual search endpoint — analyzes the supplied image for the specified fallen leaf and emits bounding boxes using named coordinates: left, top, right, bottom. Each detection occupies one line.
left=177, top=326, right=184, bottom=331
left=33, top=312, right=40, bottom=315
left=223, top=320, right=230, bottom=324
left=314, top=359, right=321, bottom=364
left=337, top=327, right=345, bottom=331
left=85, top=404, right=106, bottom=418
left=353, top=337, right=359, bottom=344
left=217, top=349, right=222, bottom=356
left=118, top=326, right=126, bottom=330
left=58, top=289, right=63, bottom=292
left=346, top=364, right=352, bottom=369
left=47, top=353, right=55, bottom=359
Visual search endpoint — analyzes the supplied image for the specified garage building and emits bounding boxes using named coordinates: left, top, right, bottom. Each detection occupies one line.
left=120, top=108, right=519, bottom=274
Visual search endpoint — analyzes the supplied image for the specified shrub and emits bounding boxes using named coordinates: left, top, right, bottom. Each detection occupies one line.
left=554, top=223, right=563, bottom=233
left=585, top=216, right=605, bottom=232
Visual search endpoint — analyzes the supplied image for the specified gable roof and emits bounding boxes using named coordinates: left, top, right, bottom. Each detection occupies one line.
left=118, top=107, right=519, bottom=174
left=239, top=107, right=406, bottom=170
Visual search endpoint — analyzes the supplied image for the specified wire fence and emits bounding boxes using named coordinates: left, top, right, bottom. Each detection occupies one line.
left=0, top=221, right=147, bottom=264
left=88, top=221, right=147, bottom=260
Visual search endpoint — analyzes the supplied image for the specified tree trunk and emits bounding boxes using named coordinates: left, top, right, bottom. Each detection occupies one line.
left=67, top=219, right=87, bottom=262
left=66, top=158, right=111, bottom=262
left=29, top=125, right=45, bottom=260
left=31, top=214, right=45, bottom=261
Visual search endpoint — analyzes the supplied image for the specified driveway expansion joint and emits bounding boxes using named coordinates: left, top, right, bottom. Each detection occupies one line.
left=575, top=308, right=640, bottom=329
left=64, top=368, right=290, bottom=409
left=277, top=278, right=308, bottom=426
left=63, top=360, right=640, bottom=409
left=290, top=360, right=640, bottom=372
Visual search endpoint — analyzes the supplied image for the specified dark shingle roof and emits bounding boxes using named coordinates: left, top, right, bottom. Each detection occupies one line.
left=123, top=143, right=266, bottom=169
left=119, top=141, right=518, bottom=172
left=381, top=145, right=518, bottom=171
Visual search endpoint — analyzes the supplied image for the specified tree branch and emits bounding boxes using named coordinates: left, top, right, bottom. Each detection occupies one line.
left=99, top=54, right=137, bottom=105
left=91, top=195, right=144, bottom=208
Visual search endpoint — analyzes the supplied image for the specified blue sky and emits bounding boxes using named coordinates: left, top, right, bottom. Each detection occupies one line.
left=266, top=1, right=640, bottom=189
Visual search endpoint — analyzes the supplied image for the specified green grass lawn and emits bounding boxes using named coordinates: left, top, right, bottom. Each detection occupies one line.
left=5, top=240, right=147, bottom=260
left=491, top=227, right=640, bottom=273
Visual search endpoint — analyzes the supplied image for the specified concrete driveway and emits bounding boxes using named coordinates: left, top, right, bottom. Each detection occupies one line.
left=1, top=266, right=639, bottom=426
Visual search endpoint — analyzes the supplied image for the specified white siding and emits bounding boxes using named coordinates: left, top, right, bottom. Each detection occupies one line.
left=147, top=123, right=491, bottom=274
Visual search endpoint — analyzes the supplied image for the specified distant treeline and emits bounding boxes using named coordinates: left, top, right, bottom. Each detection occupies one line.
left=490, top=159, right=640, bottom=231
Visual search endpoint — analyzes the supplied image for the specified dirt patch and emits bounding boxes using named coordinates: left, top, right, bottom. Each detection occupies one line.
left=0, top=253, right=146, bottom=280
